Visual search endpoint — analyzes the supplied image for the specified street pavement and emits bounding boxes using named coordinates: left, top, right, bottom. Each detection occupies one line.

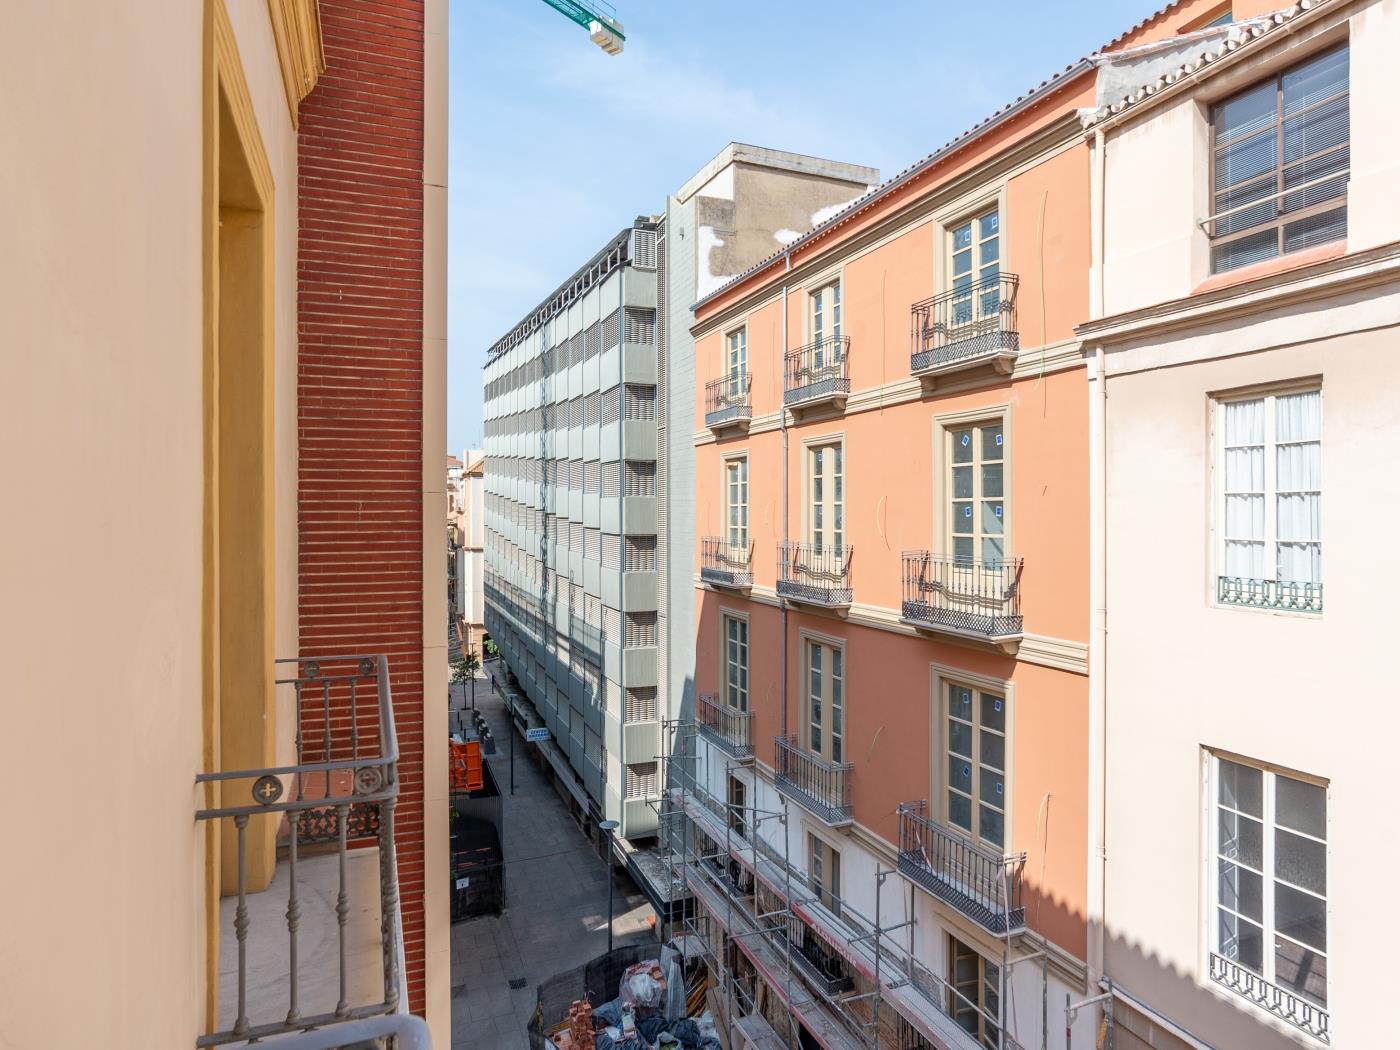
left=449, top=665, right=656, bottom=1050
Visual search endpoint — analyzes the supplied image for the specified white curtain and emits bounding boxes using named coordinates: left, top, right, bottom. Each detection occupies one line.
left=1224, top=399, right=1266, bottom=579
left=1275, top=391, right=1322, bottom=584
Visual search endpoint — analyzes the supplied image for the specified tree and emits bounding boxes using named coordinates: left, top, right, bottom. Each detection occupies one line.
left=450, top=657, right=469, bottom=683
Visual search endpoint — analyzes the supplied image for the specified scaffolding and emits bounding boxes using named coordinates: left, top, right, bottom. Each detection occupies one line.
left=654, top=716, right=1043, bottom=1050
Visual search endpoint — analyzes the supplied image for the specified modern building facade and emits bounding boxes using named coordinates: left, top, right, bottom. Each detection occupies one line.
left=1080, top=0, right=1400, bottom=1045
left=2, top=0, right=448, bottom=1045
left=675, top=4, right=1290, bottom=1050
left=483, top=147, right=877, bottom=841
left=457, top=450, right=487, bottom=639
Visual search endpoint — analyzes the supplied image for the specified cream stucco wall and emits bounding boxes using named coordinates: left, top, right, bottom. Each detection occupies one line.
left=1100, top=275, right=1400, bottom=1046
left=0, top=3, right=300, bottom=1048
left=1101, top=0, right=1400, bottom=316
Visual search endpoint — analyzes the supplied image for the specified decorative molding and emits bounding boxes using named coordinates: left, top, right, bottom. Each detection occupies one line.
left=267, top=0, right=325, bottom=128
left=1018, top=633, right=1090, bottom=676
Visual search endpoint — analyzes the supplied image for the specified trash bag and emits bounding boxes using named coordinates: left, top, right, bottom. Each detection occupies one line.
left=619, top=960, right=666, bottom=1016
left=591, top=999, right=623, bottom=1029
left=660, top=945, right=686, bottom=1022
left=636, top=1017, right=669, bottom=1045
left=667, top=1018, right=702, bottom=1050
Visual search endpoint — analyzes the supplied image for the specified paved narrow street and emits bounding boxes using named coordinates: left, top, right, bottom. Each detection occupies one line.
left=449, top=665, right=656, bottom=1050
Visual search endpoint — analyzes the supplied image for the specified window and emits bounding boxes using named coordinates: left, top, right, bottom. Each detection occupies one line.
left=949, top=422, right=1006, bottom=565
left=1211, top=754, right=1328, bottom=1013
left=809, top=834, right=842, bottom=915
left=810, top=281, right=842, bottom=349
left=1217, top=388, right=1321, bottom=610
left=723, top=615, right=748, bottom=713
left=805, top=638, right=844, bottom=764
left=1209, top=46, right=1348, bottom=273
left=949, top=208, right=1000, bottom=328
left=946, top=682, right=1007, bottom=851
left=728, top=775, right=747, bottom=840
left=947, top=936, right=1001, bottom=1049
left=725, top=457, right=749, bottom=551
left=808, top=442, right=844, bottom=554
left=726, top=327, right=747, bottom=383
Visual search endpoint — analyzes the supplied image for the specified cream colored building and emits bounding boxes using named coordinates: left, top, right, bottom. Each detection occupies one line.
left=0, top=2, right=447, bottom=1047
left=1080, top=0, right=1400, bottom=1045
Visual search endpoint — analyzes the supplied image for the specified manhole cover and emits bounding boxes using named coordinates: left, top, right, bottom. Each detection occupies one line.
left=509, top=978, right=528, bottom=990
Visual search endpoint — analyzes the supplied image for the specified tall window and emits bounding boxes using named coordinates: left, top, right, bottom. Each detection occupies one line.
left=1209, top=46, right=1348, bottom=274
left=723, top=615, right=748, bottom=713
left=809, top=834, right=842, bottom=915
left=946, top=682, right=1007, bottom=850
left=805, top=639, right=844, bottom=764
left=947, top=936, right=1001, bottom=1048
left=728, top=775, right=747, bottom=839
left=1212, top=754, right=1328, bottom=1012
left=810, top=281, right=842, bottom=348
left=725, top=457, right=749, bottom=551
left=949, top=422, right=1006, bottom=565
left=1217, top=388, right=1321, bottom=607
left=808, top=442, right=844, bottom=553
left=726, top=327, right=747, bottom=388
left=950, top=208, right=1000, bottom=327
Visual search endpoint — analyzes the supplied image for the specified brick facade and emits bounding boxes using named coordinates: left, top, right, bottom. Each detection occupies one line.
left=297, top=0, right=429, bottom=1015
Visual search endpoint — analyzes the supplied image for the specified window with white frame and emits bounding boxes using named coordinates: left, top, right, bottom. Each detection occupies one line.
left=808, top=442, right=844, bottom=554
left=949, top=207, right=1001, bottom=330
left=726, top=327, right=747, bottom=383
left=809, top=833, right=842, bottom=915
left=725, top=456, right=749, bottom=552
left=810, top=280, right=842, bottom=349
left=723, top=614, right=748, bottom=713
left=1217, top=387, right=1321, bottom=611
left=945, top=681, right=1007, bottom=851
left=1210, top=753, right=1328, bottom=1024
left=948, top=421, right=1006, bottom=566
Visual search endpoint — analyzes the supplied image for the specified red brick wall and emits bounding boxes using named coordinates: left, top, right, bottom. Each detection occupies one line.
left=297, top=0, right=428, bottom=1015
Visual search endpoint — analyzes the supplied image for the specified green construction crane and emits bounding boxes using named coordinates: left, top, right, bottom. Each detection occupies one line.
left=539, top=0, right=625, bottom=54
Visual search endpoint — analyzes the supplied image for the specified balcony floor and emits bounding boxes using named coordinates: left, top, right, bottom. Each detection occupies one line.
left=217, top=847, right=388, bottom=1034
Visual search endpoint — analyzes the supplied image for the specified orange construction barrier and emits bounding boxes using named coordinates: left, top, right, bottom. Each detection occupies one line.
left=449, top=738, right=483, bottom=792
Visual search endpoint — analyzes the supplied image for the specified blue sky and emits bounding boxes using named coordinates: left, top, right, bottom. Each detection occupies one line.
left=446, top=0, right=1157, bottom=453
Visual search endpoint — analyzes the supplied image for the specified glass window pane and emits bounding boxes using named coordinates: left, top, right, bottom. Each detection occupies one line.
left=1282, top=46, right=1348, bottom=114
left=952, top=465, right=973, bottom=499
left=1276, top=390, right=1322, bottom=443
left=949, top=792, right=972, bottom=833
left=981, top=537, right=1005, bottom=564
left=978, top=807, right=1004, bottom=848
left=1276, top=775, right=1326, bottom=838
left=978, top=767, right=1004, bottom=807
left=948, top=719, right=972, bottom=759
left=980, top=692, right=1005, bottom=732
left=953, top=536, right=974, bottom=562
left=1218, top=910, right=1264, bottom=973
left=1276, top=829, right=1327, bottom=895
left=1219, top=809, right=1263, bottom=870
left=1275, top=883, right=1327, bottom=951
left=981, top=502, right=1004, bottom=535
left=1275, top=937, right=1328, bottom=1008
left=982, top=425, right=1003, bottom=460
left=1216, top=130, right=1277, bottom=190
left=979, top=211, right=999, bottom=239
left=953, top=223, right=973, bottom=250
left=1216, top=81, right=1276, bottom=144
left=1218, top=759, right=1263, bottom=815
left=949, top=759, right=972, bottom=794
left=950, top=684, right=973, bottom=719
left=979, top=237, right=999, bottom=266
left=982, top=463, right=1003, bottom=498
left=980, top=731, right=1004, bottom=771
left=1218, top=859, right=1263, bottom=922
left=952, top=429, right=973, bottom=463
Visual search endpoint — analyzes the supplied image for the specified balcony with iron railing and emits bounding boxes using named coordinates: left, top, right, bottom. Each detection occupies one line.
left=705, top=373, right=753, bottom=433
left=700, top=536, right=753, bottom=589
left=784, top=335, right=850, bottom=414
left=777, top=541, right=852, bottom=609
left=695, top=692, right=753, bottom=761
left=774, top=734, right=853, bottom=826
left=1208, top=952, right=1329, bottom=1043
left=897, top=802, right=1025, bottom=937
left=910, top=273, right=1019, bottom=386
left=196, top=655, right=422, bottom=1048
left=901, top=552, right=1024, bottom=645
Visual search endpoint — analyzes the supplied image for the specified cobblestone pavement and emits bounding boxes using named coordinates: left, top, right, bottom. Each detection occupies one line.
left=449, top=667, right=656, bottom=1050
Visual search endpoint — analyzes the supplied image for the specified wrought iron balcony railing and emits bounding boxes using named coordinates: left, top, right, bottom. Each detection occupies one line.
left=696, top=692, right=752, bottom=760
left=1217, top=576, right=1323, bottom=614
left=195, top=655, right=404, bottom=1048
left=897, top=802, right=1025, bottom=937
left=910, top=273, right=1019, bottom=378
left=783, top=335, right=850, bottom=410
left=704, top=373, right=753, bottom=431
left=700, top=536, right=754, bottom=589
left=1209, top=952, right=1329, bottom=1043
left=777, top=541, right=852, bottom=607
left=901, top=552, right=1024, bottom=642
left=774, top=735, right=852, bottom=826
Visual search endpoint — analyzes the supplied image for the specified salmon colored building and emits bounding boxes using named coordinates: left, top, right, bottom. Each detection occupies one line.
left=674, top=3, right=1276, bottom=1048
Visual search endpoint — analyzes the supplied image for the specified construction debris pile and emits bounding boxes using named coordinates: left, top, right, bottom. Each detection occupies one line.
left=544, top=945, right=722, bottom=1050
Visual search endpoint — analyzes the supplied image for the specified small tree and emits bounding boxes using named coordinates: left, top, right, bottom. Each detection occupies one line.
left=463, top=652, right=481, bottom=678
left=484, top=638, right=499, bottom=659
left=450, top=656, right=469, bottom=683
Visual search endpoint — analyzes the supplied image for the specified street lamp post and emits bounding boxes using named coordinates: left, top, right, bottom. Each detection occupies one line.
left=599, top=819, right=620, bottom=953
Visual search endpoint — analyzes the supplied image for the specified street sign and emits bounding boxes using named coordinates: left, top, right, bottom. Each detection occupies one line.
left=525, top=727, right=550, bottom=743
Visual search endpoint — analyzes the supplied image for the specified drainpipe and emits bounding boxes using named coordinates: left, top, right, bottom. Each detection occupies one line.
left=780, top=252, right=791, bottom=749
left=1086, top=126, right=1108, bottom=995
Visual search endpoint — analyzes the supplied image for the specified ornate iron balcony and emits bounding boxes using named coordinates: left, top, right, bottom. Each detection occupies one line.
left=701, top=537, right=753, bottom=589
left=1217, top=576, right=1323, bottom=613
left=774, top=735, right=852, bottom=826
left=1209, top=952, right=1329, bottom=1042
left=705, top=373, right=752, bottom=431
left=783, top=335, right=850, bottom=411
left=696, top=692, right=752, bottom=761
left=777, top=541, right=852, bottom=608
left=897, top=802, right=1025, bottom=937
left=901, top=552, right=1023, bottom=642
left=195, top=655, right=405, bottom=1048
left=910, top=273, right=1019, bottom=380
